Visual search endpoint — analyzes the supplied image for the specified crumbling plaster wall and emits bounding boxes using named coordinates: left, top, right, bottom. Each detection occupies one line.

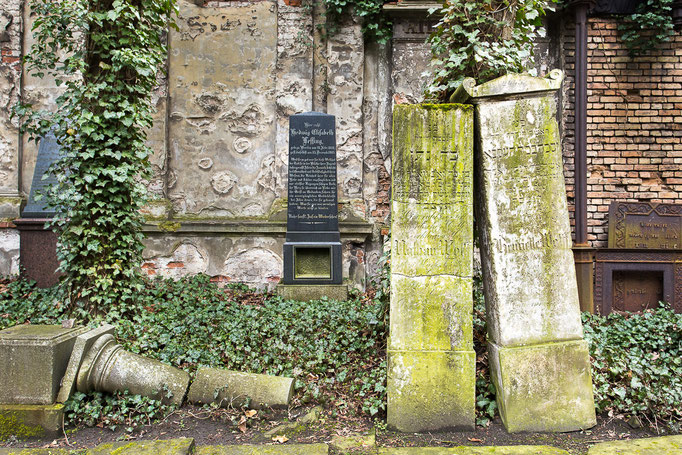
left=1, top=0, right=442, bottom=287
left=0, top=0, right=22, bottom=275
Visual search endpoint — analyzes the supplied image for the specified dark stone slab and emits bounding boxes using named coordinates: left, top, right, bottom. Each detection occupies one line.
left=14, top=218, right=60, bottom=288
left=608, top=201, right=682, bottom=249
left=283, top=112, right=342, bottom=286
left=287, top=112, right=338, bottom=234
left=21, top=133, right=61, bottom=219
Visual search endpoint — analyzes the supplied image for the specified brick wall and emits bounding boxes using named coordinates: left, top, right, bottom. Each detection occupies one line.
left=562, top=17, right=682, bottom=248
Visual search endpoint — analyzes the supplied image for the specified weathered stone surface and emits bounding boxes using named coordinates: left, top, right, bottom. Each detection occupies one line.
left=387, top=350, right=475, bottom=433
left=388, top=104, right=475, bottom=432
left=488, top=340, right=596, bottom=433
left=378, top=446, right=569, bottom=454
left=76, top=334, right=190, bottom=406
left=196, top=444, right=328, bottom=455
left=0, top=450, right=71, bottom=455
left=0, top=404, right=64, bottom=440
left=329, top=430, right=375, bottom=453
left=0, top=0, right=22, bottom=219
left=263, top=406, right=321, bottom=438
left=0, top=325, right=87, bottom=405
left=187, top=367, right=293, bottom=409
left=168, top=0, right=278, bottom=218
left=56, top=324, right=115, bottom=403
left=86, top=438, right=194, bottom=455
left=587, top=435, right=682, bottom=454
left=469, top=71, right=596, bottom=432
left=276, top=284, right=349, bottom=302
left=326, top=14, right=364, bottom=202
left=0, top=227, right=19, bottom=276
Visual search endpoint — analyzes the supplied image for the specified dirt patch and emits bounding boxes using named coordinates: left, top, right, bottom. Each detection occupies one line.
left=1, top=406, right=676, bottom=455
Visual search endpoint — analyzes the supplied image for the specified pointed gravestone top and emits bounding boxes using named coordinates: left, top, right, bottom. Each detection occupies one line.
left=21, top=132, right=61, bottom=219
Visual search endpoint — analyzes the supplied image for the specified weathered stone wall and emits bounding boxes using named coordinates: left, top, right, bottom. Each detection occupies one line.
left=0, top=0, right=22, bottom=275
left=1, top=0, right=426, bottom=286
left=561, top=17, right=682, bottom=248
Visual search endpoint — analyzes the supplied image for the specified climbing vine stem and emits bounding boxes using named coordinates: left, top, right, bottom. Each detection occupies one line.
left=13, top=0, right=177, bottom=313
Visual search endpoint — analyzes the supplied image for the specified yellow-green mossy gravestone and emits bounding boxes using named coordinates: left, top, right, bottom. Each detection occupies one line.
left=452, top=70, right=597, bottom=433
left=388, top=104, right=475, bottom=432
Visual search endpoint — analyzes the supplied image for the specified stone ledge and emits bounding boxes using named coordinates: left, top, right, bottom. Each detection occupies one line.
left=142, top=220, right=373, bottom=240
left=0, top=404, right=64, bottom=440
left=587, top=435, right=682, bottom=454
left=276, top=284, right=349, bottom=302
left=379, top=447, right=569, bottom=454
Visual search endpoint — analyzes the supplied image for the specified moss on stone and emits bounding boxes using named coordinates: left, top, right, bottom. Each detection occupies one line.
left=85, top=438, right=194, bottom=455
left=587, top=435, right=682, bottom=454
left=157, top=221, right=182, bottom=232
left=378, top=446, right=569, bottom=454
left=195, top=444, right=329, bottom=454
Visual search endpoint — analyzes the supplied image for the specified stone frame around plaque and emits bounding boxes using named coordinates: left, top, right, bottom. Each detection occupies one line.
left=595, top=249, right=682, bottom=314
left=282, top=242, right=342, bottom=285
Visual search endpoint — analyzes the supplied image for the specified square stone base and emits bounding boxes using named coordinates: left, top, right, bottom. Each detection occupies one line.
left=387, top=349, right=475, bottom=432
left=276, top=284, right=348, bottom=302
left=0, top=404, right=64, bottom=440
left=488, top=339, right=597, bottom=433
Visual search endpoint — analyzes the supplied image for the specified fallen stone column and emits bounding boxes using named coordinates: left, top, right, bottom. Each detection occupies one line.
left=453, top=70, right=597, bottom=432
left=76, top=334, right=190, bottom=406
left=387, top=104, right=476, bottom=432
left=187, top=367, right=294, bottom=409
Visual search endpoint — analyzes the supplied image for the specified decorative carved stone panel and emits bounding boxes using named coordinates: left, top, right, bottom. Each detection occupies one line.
left=608, top=201, right=682, bottom=249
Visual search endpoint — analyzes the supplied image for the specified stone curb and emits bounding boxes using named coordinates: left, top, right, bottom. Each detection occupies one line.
left=2, top=436, right=682, bottom=455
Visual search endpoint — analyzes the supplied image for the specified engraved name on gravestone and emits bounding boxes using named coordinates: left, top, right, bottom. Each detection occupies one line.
left=22, top=133, right=60, bottom=218
left=608, top=201, right=682, bottom=249
left=283, top=112, right=342, bottom=285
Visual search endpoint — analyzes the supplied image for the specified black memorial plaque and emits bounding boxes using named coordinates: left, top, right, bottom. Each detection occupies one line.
left=283, top=112, right=342, bottom=285
left=22, top=133, right=60, bottom=218
left=287, top=113, right=339, bottom=232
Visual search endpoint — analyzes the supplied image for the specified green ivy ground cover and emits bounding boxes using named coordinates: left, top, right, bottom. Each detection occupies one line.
left=1, top=275, right=680, bottom=433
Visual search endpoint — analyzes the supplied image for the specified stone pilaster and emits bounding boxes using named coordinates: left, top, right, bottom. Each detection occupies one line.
left=388, top=104, right=475, bottom=432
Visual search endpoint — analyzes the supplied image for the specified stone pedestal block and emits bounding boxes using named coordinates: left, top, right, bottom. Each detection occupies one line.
left=388, top=104, right=475, bottom=431
left=0, top=403, right=64, bottom=440
left=488, top=340, right=596, bottom=433
left=387, top=350, right=475, bottom=432
left=0, top=325, right=88, bottom=405
left=457, top=71, right=596, bottom=432
left=276, top=284, right=348, bottom=302
left=187, top=367, right=294, bottom=409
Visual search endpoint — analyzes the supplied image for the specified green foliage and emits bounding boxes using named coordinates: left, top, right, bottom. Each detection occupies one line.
left=472, top=274, right=497, bottom=427
left=427, top=0, right=557, bottom=100
left=618, top=0, right=674, bottom=56
left=13, top=0, right=177, bottom=314
left=1, top=275, right=387, bottom=420
left=583, top=305, right=682, bottom=432
left=320, top=0, right=392, bottom=44
left=64, top=390, right=175, bottom=432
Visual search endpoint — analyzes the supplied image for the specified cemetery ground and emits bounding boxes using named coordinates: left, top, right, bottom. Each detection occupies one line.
left=0, top=274, right=681, bottom=454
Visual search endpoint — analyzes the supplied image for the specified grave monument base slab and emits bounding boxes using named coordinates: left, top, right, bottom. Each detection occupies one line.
left=488, top=339, right=596, bottom=433
left=0, top=404, right=64, bottom=439
left=387, top=349, right=475, bottom=432
left=276, top=284, right=349, bottom=302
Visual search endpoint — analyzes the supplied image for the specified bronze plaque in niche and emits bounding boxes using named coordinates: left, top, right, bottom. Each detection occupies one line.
left=594, top=250, right=682, bottom=315
left=613, top=270, right=663, bottom=312
left=608, top=201, right=682, bottom=249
